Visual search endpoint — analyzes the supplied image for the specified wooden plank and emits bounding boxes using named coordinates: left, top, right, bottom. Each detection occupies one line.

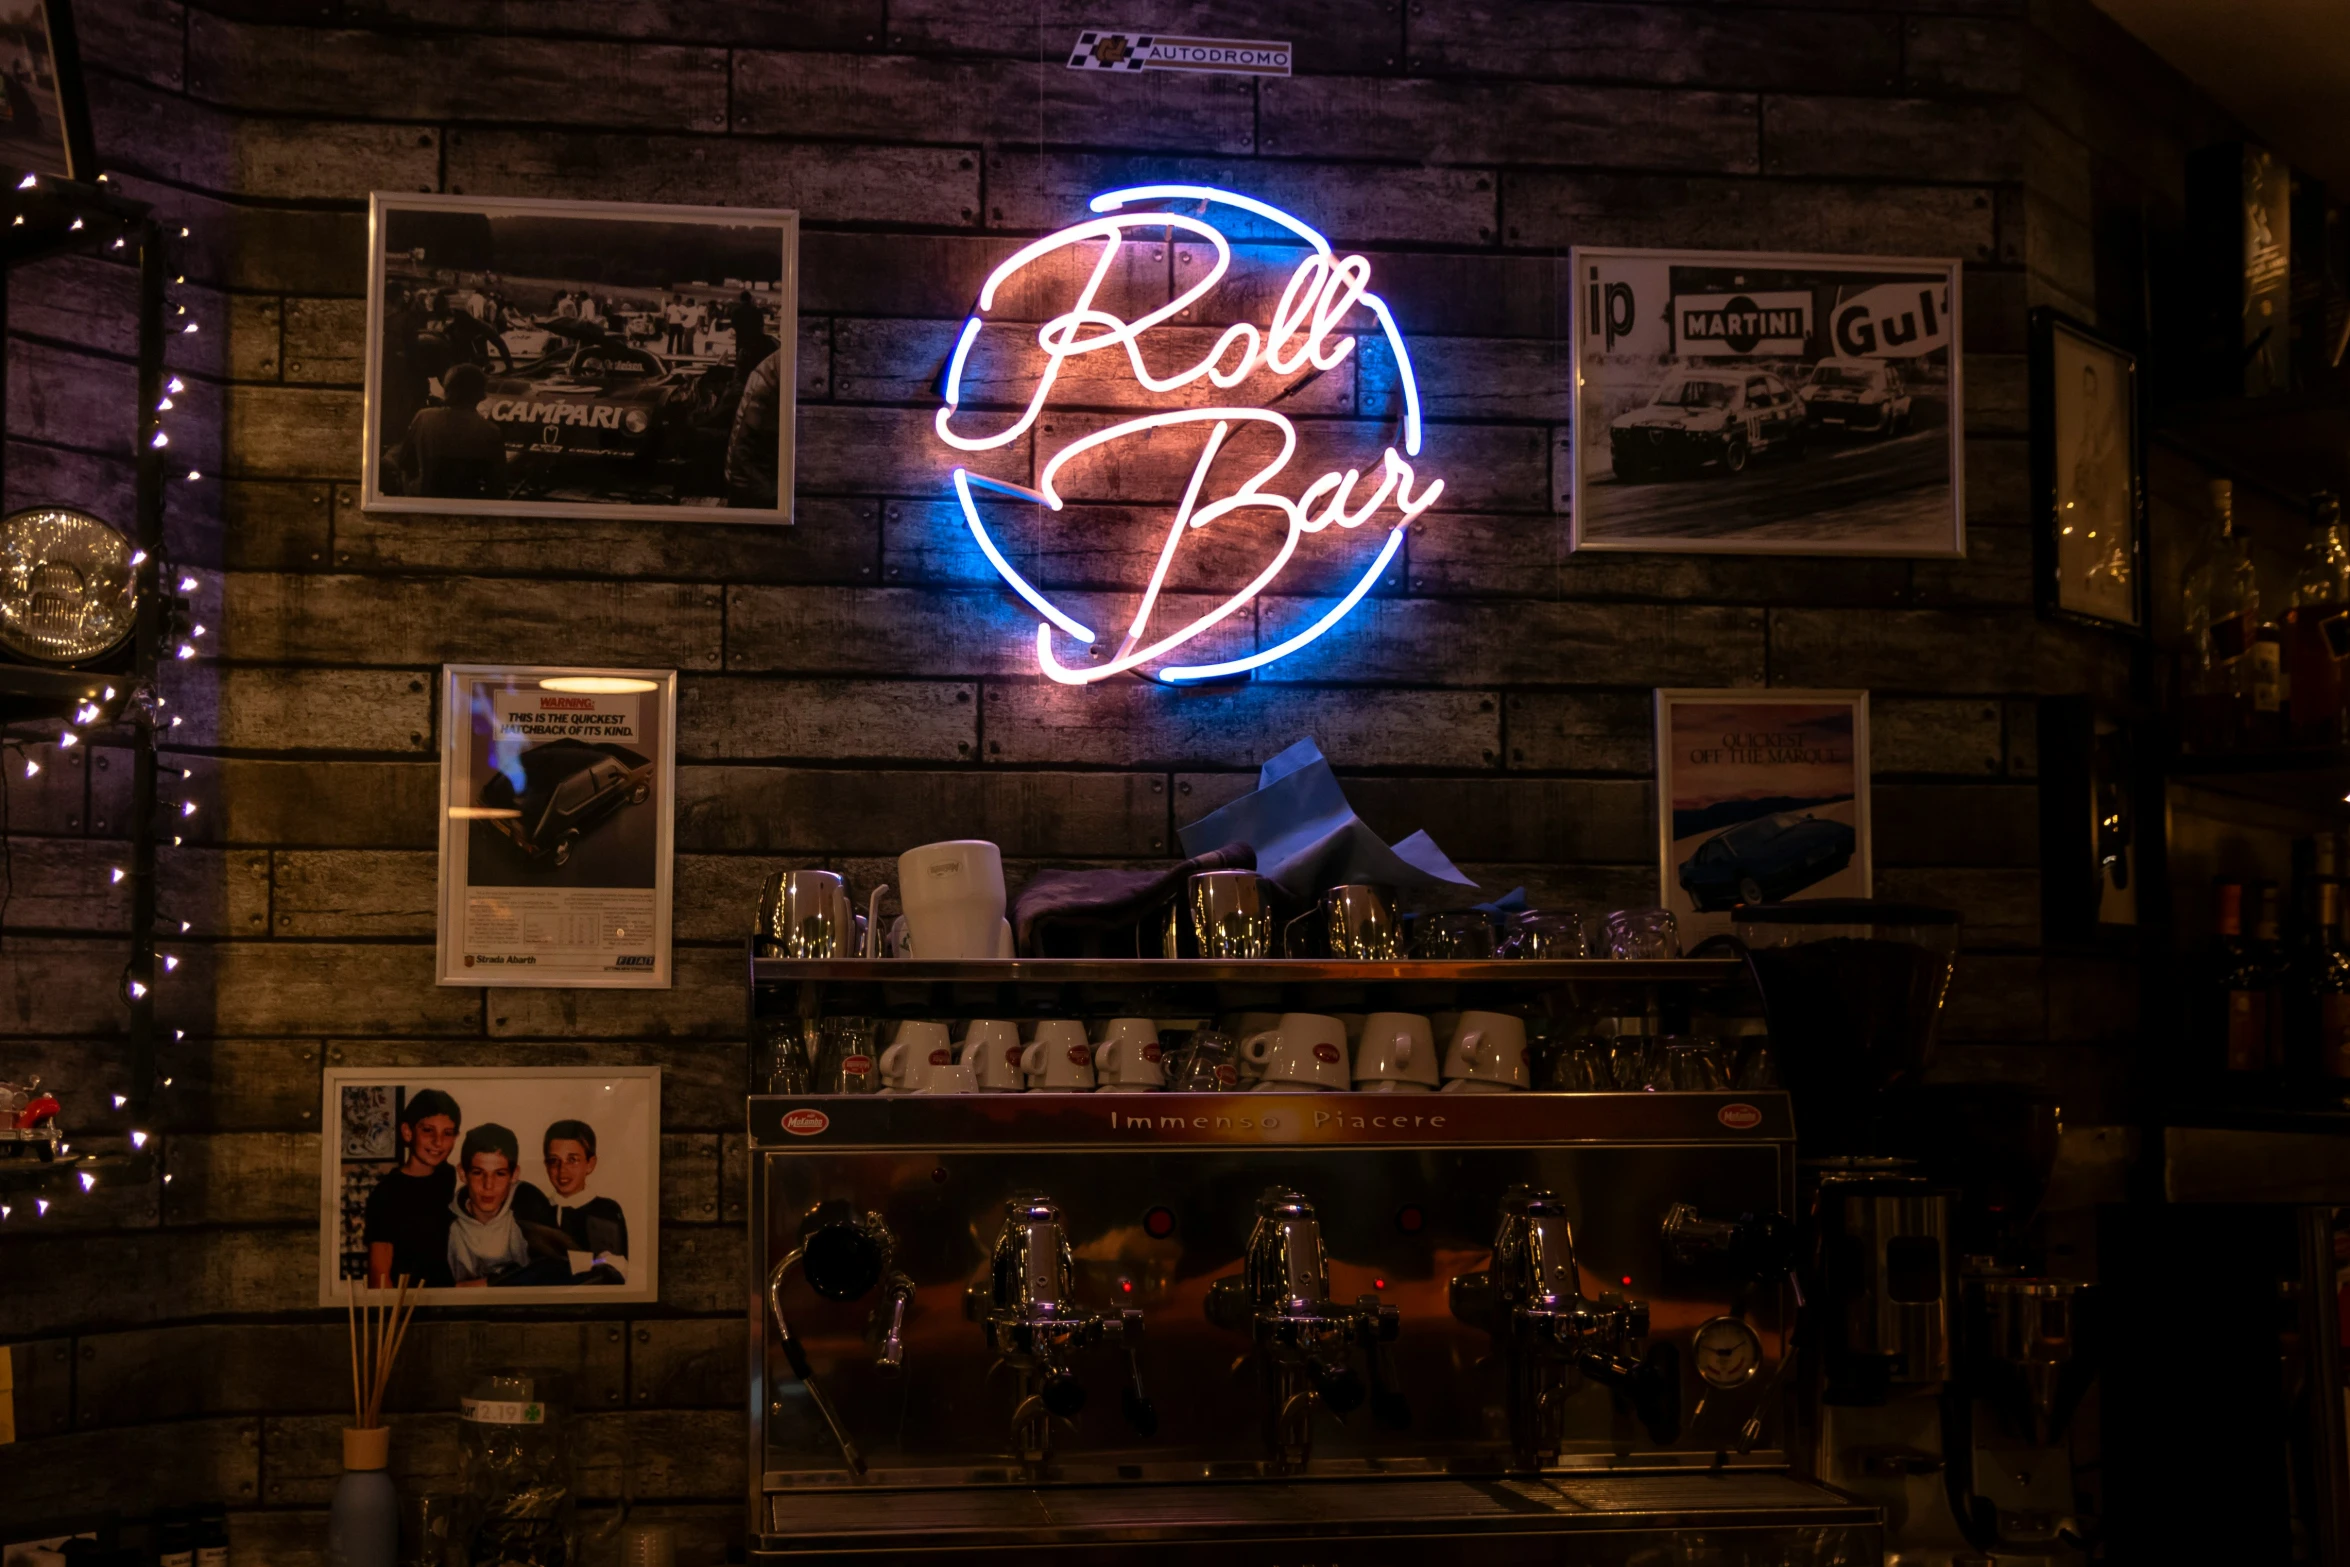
left=226, top=293, right=282, bottom=383
left=318, top=1037, right=746, bottom=1130
left=676, top=766, right=1168, bottom=856
left=630, top=1316, right=740, bottom=1408
left=985, top=682, right=1501, bottom=769
left=1941, top=953, right=2045, bottom=1041
left=803, top=231, right=1172, bottom=322
left=1768, top=607, right=2131, bottom=700
left=225, top=205, right=373, bottom=297
left=1874, top=783, right=2040, bottom=867
left=76, top=0, right=187, bottom=90
left=678, top=677, right=977, bottom=762
left=1258, top=597, right=1769, bottom=688
left=881, top=497, right=1406, bottom=601
left=0, top=940, right=144, bottom=1035
left=1503, top=692, right=1655, bottom=773
left=10, top=338, right=219, bottom=468
left=170, top=758, right=439, bottom=849
left=1762, top=95, right=2021, bottom=183
left=892, top=0, right=1394, bottom=73
left=332, top=492, right=879, bottom=585
left=220, top=481, right=335, bottom=570
left=282, top=297, right=367, bottom=385
left=6, top=1338, right=74, bottom=1440
left=600, top=1409, right=744, bottom=1500
left=13, top=253, right=153, bottom=359
left=1412, top=2, right=1901, bottom=89
left=94, top=76, right=442, bottom=201
left=796, top=403, right=1027, bottom=497
left=988, top=151, right=1497, bottom=248
left=170, top=667, right=436, bottom=754
left=1877, top=866, right=2041, bottom=946
left=0, top=840, right=247, bottom=937
left=1501, top=171, right=1998, bottom=260
left=0, top=1228, right=314, bottom=1337
left=1908, top=522, right=2034, bottom=609
left=1907, top=14, right=2025, bottom=95
left=1358, top=334, right=1570, bottom=423
left=1408, top=511, right=1913, bottom=603
left=224, top=385, right=361, bottom=480
left=178, top=1039, right=329, bottom=1133
left=1872, top=697, right=2005, bottom=775
left=1448, top=861, right=1658, bottom=912
left=831, top=316, right=1354, bottom=415
left=264, top=1412, right=459, bottom=1505
left=2004, top=698, right=2038, bottom=778
left=444, top=129, right=978, bottom=227
left=272, top=849, right=434, bottom=938
left=720, top=1130, right=748, bottom=1221
left=677, top=855, right=770, bottom=944
left=733, top=50, right=1255, bottom=154
left=1337, top=777, right=1652, bottom=863
left=1262, top=78, right=1759, bottom=174
left=163, top=1130, right=320, bottom=1224
left=210, top=942, right=484, bottom=1036
left=662, top=1131, right=721, bottom=1223
left=218, top=573, right=725, bottom=667
left=660, top=1223, right=745, bottom=1314
left=728, top=585, right=1074, bottom=677
left=0, top=738, right=91, bottom=835
left=186, top=15, right=727, bottom=128
left=1966, top=354, right=2027, bottom=438
left=484, top=944, right=742, bottom=1039
left=363, top=0, right=879, bottom=43
left=0, top=1418, right=260, bottom=1529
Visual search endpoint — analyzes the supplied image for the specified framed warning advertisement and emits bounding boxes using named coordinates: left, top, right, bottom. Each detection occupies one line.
left=436, top=665, right=676, bottom=989
left=1572, top=247, right=1964, bottom=556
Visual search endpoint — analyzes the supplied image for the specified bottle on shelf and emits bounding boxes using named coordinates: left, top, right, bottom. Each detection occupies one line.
left=2184, top=478, right=2259, bottom=752
left=2301, top=880, right=2350, bottom=1080
left=2287, top=491, right=2350, bottom=747
left=2213, top=881, right=2281, bottom=1074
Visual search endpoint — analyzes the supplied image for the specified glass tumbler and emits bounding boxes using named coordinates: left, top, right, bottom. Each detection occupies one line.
left=1414, top=912, right=1496, bottom=959
left=1603, top=908, right=1680, bottom=959
left=1169, top=1029, right=1242, bottom=1091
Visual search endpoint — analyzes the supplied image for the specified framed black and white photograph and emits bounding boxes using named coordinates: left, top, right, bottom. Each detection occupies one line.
left=1654, top=689, right=1873, bottom=942
left=319, top=1065, right=660, bottom=1306
left=0, top=0, right=96, bottom=181
left=1571, top=248, right=1964, bottom=556
left=363, top=192, right=798, bottom=524
left=436, top=664, right=676, bottom=989
left=2031, top=308, right=2144, bottom=632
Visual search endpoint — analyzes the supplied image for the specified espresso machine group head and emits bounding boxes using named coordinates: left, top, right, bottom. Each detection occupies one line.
left=965, top=1191, right=1154, bottom=1464
left=1451, top=1186, right=1679, bottom=1468
left=1206, top=1187, right=1408, bottom=1470
left=764, top=1200, right=916, bottom=1477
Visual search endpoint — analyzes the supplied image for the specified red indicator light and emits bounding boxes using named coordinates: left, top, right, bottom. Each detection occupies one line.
left=1121, top=1279, right=1133, bottom=1293
left=1374, top=1279, right=1387, bottom=1290
left=1620, top=1275, right=1633, bottom=1286
left=1395, top=1205, right=1423, bottom=1234
left=1143, top=1206, right=1176, bottom=1239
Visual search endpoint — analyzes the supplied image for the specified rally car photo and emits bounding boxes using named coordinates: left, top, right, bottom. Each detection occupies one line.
left=479, top=739, right=654, bottom=868
left=1676, top=810, right=1857, bottom=912
left=1607, top=370, right=1808, bottom=481
left=479, top=338, right=741, bottom=498
left=1799, top=359, right=1914, bottom=436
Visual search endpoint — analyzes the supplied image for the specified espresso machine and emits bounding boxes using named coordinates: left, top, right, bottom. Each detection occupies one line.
left=742, top=949, right=1889, bottom=1564
left=1678, top=900, right=2098, bottom=1565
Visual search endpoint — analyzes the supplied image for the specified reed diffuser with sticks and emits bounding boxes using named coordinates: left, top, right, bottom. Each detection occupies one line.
left=327, top=1277, right=419, bottom=1567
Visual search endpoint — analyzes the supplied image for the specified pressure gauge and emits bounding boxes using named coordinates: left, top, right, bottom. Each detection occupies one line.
left=1691, top=1315, right=1765, bottom=1389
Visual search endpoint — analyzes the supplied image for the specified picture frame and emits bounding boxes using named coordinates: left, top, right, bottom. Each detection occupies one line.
left=1570, top=247, right=1964, bottom=556
left=435, top=664, right=677, bottom=989
left=362, top=192, right=799, bottom=524
left=318, top=1065, right=660, bottom=1306
left=2031, top=307, right=2146, bottom=633
left=2037, top=696, right=2142, bottom=942
left=1653, top=689, right=1873, bottom=943
left=0, top=0, right=97, bottom=182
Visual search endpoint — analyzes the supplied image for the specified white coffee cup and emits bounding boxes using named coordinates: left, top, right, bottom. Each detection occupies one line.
left=1021, top=1019, right=1097, bottom=1091
left=1242, top=1012, right=1351, bottom=1090
left=959, top=1019, right=1026, bottom=1093
left=1222, top=1011, right=1280, bottom=1084
left=1095, top=1017, right=1166, bottom=1090
left=917, top=1060, right=980, bottom=1094
left=879, top=1019, right=955, bottom=1093
left=1355, top=1011, right=1439, bottom=1089
left=897, top=840, right=1007, bottom=960
left=1441, top=1010, right=1529, bottom=1090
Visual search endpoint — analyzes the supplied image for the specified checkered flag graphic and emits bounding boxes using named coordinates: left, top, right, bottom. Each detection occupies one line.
left=1068, top=30, right=1154, bottom=69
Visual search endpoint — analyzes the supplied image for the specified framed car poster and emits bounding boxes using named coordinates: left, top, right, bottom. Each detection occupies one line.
left=0, top=0, right=97, bottom=182
left=2030, top=308, right=2145, bottom=633
left=1572, top=248, right=1964, bottom=556
left=436, top=665, right=676, bottom=989
left=1654, top=689, right=1872, bottom=942
left=318, top=1065, right=660, bottom=1306
left=362, top=192, right=799, bottom=524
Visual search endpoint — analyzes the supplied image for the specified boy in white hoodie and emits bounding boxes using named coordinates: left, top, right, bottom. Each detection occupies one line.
left=448, top=1123, right=532, bottom=1286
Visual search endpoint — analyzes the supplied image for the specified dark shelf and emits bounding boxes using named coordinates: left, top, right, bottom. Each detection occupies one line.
left=2, top=175, right=150, bottom=270
left=750, top=957, right=1742, bottom=986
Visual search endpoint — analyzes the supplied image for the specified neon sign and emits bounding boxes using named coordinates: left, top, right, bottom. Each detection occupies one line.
left=935, top=185, right=1441, bottom=684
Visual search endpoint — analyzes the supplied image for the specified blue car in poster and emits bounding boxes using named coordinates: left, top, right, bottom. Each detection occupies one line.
left=1677, top=811, right=1856, bottom=912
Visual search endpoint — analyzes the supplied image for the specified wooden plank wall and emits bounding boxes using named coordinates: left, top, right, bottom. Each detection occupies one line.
left=0, top=0, right=2194, bottom=1555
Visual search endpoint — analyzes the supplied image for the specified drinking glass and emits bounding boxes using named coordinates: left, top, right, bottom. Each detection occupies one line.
left=812, top=1016, right=881, bottom=1094
left=1603, top=908, right=1680, bottom=959
left=1732, top=1037, right=1780, bottom=1089
left=1503, top=910, right=1591, bottom=959
left=1414, top=911, right=1496, bottom=959
left=1189, top=872, right=1273, bottom=958
left=1545, top=1040, right=1610, bottom=1091
left=1653, top=1035, right=1731, bottom=1091
left=1169, top=1029, right=1242, bottom=1091
left=755, top=1017, right=813, bottom=1093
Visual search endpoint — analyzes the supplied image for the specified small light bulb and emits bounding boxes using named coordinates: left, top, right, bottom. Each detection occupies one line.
left=174, top=1029, right=185, bottom=1040
left=112, top=237, right=123, bottom=248
left=163, top=1173, right=173, bottom=1185
left=191, top=624, right=206, bottom=638
left=158, top=397, right=174, bottom=411
left=179, top=921, right=190, bottom=933
left=167, top=377, right=184, bottom=394
left=130, top=1131, right=148, bottom=1149
left=2, top=1204, right=11, bottom=1219
left=23, top=758, right=38, bottom=778
left=179, top=226, right=189, bottom=236
left=36, top=1199, right=49, bottom=1216
left=111, top=1094, right=126, bottom=1109
left=161, top=1076, right=173, bottom=1087
left=181, top=800, right=197, bottom=817
left=181, top=323, right=199, bottom=335
left=17, top=172, right=34, bottom=188
left=68, top=217, right=82, bottom=230
left=110, top=867, right=125, bottom=883
left=57, top=731, right=76, bottom=747
left=163, top=954, right=179, bottom=972
left=151, top=431, right=169, bottom=448
left=102, top=686, right=115, bottom=700
left=176, top=644, right=194, bottom=660
left=169, top=716, right=182, bottom=728
left=177, top=576, right=196, bottom=593
left=128, top=980, right=147, bottom=998
left=130, top=550, right=147, bottom=566
left=186, top=470, right=202, bottom=481
left=172, top=835, right=182, bottom=846
left=78, top=1171, right=96, bottom=1191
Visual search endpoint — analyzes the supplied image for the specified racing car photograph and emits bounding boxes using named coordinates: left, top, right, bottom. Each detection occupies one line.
left=1653, top=690, right=1872, bottom=940
left=1572, top=247, right=1963, bottom=557
left=363, top=192, right=799, bottom=524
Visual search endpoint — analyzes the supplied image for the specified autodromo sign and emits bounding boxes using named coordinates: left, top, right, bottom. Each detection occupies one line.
left=934, top=185, right=1443, bottom=685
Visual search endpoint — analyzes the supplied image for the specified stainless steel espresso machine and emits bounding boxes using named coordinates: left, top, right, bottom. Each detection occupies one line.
left=742, top=954, right=1881, bottom=1564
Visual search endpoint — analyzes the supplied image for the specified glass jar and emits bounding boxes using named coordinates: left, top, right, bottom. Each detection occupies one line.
left=460, top=1371, right=575, bottom=1567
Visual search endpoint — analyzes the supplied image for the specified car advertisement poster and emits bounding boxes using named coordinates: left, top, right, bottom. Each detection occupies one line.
left=1572, top=248, right=1964, bottom=556
left=436, top=665, right=676, bottom=989
left=363, top=193, right=798, bottom=524
left=1654, top=689, right=1872, bottom=941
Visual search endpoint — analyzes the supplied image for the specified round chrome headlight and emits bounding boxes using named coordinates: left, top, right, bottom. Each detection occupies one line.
left=0, top=507, right=138, bottom=665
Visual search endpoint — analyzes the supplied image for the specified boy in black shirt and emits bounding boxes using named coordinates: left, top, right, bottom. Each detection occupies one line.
left=512, top=1117, right=630, bottom=1284
left=362, top=1088, right=462, bottom=1288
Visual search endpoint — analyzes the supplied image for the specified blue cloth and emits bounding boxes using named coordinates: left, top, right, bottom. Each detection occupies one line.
left=1176, top=738, right=1478, bottom=899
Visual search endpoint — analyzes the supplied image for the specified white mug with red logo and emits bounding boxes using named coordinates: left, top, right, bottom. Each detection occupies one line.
left=959, top=1019, right=1026, bottom=1093
left=1355, top=1011, right=1439, bottom=1091
left=1094, top=1017, right=1166, bottom=1090
left=1242, top=1012, right=1351, bottom=1090
left=1020, top=1019, right=1097, bottom=1091
left=917, top=1060, right=980, bottom=1094
left=879, top=1019, right=955, bottom=1093
left=1441, top=1010, right=1529, bottom=1091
